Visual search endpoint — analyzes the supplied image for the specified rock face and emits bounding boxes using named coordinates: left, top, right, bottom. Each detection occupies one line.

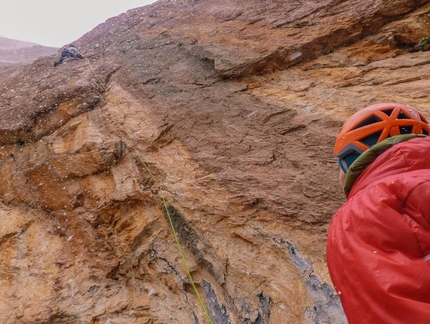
left=1, top=0, right=430, bottom=323
left=0, top=36, right=58, bottom=68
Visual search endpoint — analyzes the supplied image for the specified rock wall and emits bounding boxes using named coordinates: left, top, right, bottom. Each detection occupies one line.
left=1, top=0, right=430, bottom=323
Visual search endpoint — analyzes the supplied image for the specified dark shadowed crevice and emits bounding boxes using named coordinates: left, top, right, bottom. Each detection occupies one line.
left=274, top=238, right=347, bottom=323
left=201, top=280, right=231, bottom=324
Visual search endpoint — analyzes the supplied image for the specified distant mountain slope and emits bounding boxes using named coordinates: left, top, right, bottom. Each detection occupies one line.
left=0, top=36, right=58, bottom=67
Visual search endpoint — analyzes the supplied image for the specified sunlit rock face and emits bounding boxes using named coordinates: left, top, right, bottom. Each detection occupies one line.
left=1, top=0, right=430, bottom=322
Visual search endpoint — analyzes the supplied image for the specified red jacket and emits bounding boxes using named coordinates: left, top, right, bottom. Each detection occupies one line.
left=327, top=136, right=430, bottom=323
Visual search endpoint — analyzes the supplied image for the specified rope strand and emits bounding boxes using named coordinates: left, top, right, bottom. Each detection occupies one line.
left=87, top=59, right=214, bottom=324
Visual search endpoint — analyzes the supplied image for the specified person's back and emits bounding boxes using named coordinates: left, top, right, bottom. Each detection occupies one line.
left=54, top=44, right=83, bottom=67
left=327, top=103, right=430, bottom=323
left=66, top=45, right=81, bottom=57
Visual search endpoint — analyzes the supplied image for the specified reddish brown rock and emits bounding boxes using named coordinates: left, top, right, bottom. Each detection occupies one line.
left=1, top=0, right=430, bottom=323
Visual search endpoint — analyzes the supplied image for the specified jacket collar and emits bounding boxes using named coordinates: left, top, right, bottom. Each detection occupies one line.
left=343, top=134, right=426, bottom=197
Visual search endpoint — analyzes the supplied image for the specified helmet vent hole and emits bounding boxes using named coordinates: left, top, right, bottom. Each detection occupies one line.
left=397, top=111, right=411, bottom=119
left=399, top=126, right=413, bottom=134
left=355, top=115, right=382, bottom=129
left=359, top=131, right=382, bottom=147
left=423, top=129, right=429, bottom=136
left=381, top=109, right=393, bottom=116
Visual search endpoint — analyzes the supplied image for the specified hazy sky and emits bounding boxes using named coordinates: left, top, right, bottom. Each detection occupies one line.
left=0, top=0, right=157, bottom=48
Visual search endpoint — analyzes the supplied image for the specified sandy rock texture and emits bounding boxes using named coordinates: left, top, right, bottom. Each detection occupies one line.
left=1, top=0, right=430, bottom=323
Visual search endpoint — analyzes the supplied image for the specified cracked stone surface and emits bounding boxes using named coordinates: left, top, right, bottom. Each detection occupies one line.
left=1, top=0, right=430, bottom=323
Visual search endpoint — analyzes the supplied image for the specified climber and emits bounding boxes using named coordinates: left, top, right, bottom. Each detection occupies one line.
left=53, top=44, right=84, bottom=67
left=326, top=102, right=430, bottom=323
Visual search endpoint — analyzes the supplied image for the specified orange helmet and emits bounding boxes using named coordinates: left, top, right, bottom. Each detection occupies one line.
left=334, top=103, right=429, bottom=172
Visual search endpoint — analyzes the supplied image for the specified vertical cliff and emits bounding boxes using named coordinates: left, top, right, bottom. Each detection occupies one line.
left=1, top=0, right=430, bottom=323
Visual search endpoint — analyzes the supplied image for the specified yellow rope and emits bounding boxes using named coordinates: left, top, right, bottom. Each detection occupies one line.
left=87, top=59, right=214, bottom=324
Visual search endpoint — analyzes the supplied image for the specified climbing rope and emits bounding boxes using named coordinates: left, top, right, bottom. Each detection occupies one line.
left=87, top=59, right=214, bottom=324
